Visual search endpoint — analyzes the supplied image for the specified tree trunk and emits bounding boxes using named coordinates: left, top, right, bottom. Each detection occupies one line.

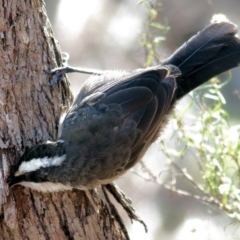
left=0, top=1, right=129, bottom=239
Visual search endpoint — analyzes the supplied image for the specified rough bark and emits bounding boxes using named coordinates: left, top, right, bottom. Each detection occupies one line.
left=0, top=1, right=128, bottom=239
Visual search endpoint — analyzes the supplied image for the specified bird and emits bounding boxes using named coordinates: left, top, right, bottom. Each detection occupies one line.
left=7, top=21, right=240, bottom=211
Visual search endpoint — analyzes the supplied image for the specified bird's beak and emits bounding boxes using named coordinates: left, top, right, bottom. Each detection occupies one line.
left=7, top=174, right=23, bottom=189
left=7, top=175, right=16, bottom=188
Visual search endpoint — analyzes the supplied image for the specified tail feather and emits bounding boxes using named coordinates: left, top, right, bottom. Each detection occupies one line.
left=162, top=22, right=240, bottom=100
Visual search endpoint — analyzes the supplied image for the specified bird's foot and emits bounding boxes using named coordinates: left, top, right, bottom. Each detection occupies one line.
left=84, top=187, right=112, bottom=215
left=104, top=183, right=148, bottom=233
left=46, top=52, right=71, bottom=86
left=46, top=52, right=104, bottom=86
left=85, top=189, right=100, bottom=214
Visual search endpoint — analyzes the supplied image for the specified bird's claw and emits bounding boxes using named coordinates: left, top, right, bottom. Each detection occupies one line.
left=46, top=52, right=70, bottom=86
left=46, top=67, right=70, bottom=86
left=104, top=183, right=148, bottom=233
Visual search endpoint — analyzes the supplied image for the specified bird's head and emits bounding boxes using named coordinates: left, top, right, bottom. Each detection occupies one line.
left=7, top=140, right=71, bottom=192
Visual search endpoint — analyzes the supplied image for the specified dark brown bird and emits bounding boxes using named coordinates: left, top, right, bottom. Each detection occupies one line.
left=7, top=22, right=240, bottom=207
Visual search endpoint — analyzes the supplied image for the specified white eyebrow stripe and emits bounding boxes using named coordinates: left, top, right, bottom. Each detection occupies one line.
left=15, top=155, right=66, bottom=176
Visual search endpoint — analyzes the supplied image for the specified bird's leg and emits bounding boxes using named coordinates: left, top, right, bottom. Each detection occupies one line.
left=46, top=52, right=104, bottom=86
left=85, top=189, right=100, bottom=213
left=104, top=183, right=148, bottom=233
left=86, top=184, right=148, bottom=232
left=96, top=186, right=113, bottom=215
left=84, top=188, right=113, bottom=214
left=84, top=187, right=113, bottom=215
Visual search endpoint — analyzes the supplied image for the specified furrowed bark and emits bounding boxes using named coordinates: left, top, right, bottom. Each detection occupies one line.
left=0, top=1, right=128, bottom=239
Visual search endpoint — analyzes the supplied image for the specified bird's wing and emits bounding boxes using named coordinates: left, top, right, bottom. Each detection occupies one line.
left=59, top=68, right=176, bottom=183
left=61, top=67, right=175, bottom=137
left=71, top=66, right=170, bottom=107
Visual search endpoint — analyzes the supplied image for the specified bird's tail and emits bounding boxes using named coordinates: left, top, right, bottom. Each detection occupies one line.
left=162, top=21, right=240, bottom=100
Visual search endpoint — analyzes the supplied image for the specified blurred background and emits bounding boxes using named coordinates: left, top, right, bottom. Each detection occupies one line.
left=44, top=1, right=240, bottom=239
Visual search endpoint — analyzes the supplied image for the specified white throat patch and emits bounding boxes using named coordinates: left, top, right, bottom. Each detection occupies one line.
left=15, top=155, right=66, bottom=176
left=18, top=181, right=72, bottom=192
